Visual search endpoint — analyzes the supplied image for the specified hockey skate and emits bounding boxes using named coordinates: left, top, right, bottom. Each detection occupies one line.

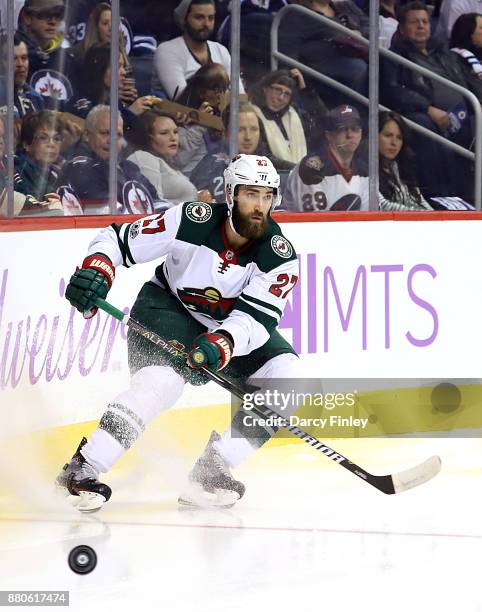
left=179, top=431, right=246, bottom=509
left=56, top=438, right=112, bottom=513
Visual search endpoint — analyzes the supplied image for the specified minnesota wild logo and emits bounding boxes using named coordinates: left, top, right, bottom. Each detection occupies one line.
left=177, top=286, right=236, bottom=319
left=186, top=202, right=212, bottom=223
left=271, top=235, right=293, bottom=259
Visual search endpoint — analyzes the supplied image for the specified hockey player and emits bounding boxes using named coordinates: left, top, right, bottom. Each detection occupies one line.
left=56, top=153, right=300, bottom=511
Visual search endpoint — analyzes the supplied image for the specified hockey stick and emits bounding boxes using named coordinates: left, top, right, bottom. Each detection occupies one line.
left=95, top=298, right=441, bottom=495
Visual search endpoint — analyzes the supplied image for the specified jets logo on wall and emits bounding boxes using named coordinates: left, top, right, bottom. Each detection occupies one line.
left=271, top=235, right=293, bottom=259
left=30, top=70, right=73, bottom=101
left=123, top=181, right=154, bottom=214
left=186, top=202, right=212, bottom=223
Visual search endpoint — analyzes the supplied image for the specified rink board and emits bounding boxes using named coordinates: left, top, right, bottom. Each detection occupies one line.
left=1, top=217, right=482, bottom=440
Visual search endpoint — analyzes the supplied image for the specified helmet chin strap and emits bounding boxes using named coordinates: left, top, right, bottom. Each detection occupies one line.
left=227, top=194, right=243, bottom=238
left=227, top=213, right=241, bottom=237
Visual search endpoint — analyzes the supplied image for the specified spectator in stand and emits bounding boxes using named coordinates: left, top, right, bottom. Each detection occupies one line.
left=0, top=33, right=45, bottom=117
left=67, top=3, right=112, bottom=86
left=127, top=109, right=212, bottom=206
left=283, top=104, right=368, bottom=211
left=449, top=12, right=482, bottom=99
left=17, top=0, right=76, bottom=108
left=248, top=68, right=328, bottom=165
left=382, top=1, right=476, bottom=198
left=174, top=62, right=228, bottom=175
left=66, top=3, right=138, bottom=97
left=151, top=0, right=245, bottom=99
left=14, top=109, right=64, bottom=200
left=56, top=104, right=167, bottom=215
left=279, top=0, right=369, bottom=96
left=190, top=102, right=295, bottom=202
left=69, top=42, right=155, bottom=130
left=0, top=113, right=63, bottom=216
left=378, top=110, right=433, bottom=211
left=437, top=0, right=482, bottom=39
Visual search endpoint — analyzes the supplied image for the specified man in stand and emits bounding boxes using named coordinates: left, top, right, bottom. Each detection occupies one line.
left=151, top=0, right=244, bottom=99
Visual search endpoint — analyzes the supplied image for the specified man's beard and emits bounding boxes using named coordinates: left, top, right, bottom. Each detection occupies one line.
left=184, top=21, right=213, bottom=42
left=232, top=203, right=268, bottom=239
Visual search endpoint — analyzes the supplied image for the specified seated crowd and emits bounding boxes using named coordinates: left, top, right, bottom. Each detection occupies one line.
left=0, top=0, right=480, bottom=217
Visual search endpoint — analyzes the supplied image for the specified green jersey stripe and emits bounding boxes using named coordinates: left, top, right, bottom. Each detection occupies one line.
left=235, top=299, right=278, bottom=334
left=123, top=224, right=136, bottom=266
left=240, top=292, right=283, bottom=318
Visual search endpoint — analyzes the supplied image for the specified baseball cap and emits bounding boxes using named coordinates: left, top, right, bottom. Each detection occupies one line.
left=325, top=105, right=361, bottom=131
left=24, top=0, right=65, bottom=13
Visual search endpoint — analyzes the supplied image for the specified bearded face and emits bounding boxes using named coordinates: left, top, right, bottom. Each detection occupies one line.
left=231, top=199, right=269, bottom=239
left=184, top=4, right=215, bottom=42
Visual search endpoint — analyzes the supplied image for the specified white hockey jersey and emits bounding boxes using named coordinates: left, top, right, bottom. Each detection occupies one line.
left=283, top=150, right=369, bottom=212
left=87, top=202, right=299, bottom=357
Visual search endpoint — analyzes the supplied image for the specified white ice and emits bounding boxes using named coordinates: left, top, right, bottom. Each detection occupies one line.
left=0, top=436, right=481, bottom=612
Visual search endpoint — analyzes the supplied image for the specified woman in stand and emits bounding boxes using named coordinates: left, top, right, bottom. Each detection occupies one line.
left=69, top=43, right=154, bottom=128
left=378, top=111, right=432, bottom=211
left=128, top=109, right=212, bottom=206
left=248, top=68, right=327, bottom=165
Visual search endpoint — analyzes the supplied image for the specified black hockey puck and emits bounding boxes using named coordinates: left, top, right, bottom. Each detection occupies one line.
left=430, top=383, right=461, bottom=414
left=68, top=545, right=97, bottom=574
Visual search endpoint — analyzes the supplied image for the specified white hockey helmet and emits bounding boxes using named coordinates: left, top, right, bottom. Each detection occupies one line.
left=224, top=154, right=281, bottom=211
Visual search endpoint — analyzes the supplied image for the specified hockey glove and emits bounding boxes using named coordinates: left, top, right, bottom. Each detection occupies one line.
left=65, top=254, right=115, bottom=318
left=188, top=331, right=234, bottom=372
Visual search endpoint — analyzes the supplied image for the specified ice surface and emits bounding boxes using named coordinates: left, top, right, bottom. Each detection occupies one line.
left=0, top=436, right=481, bottom=612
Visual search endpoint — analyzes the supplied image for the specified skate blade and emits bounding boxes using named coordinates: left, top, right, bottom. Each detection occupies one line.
left=56, top=484, right=106, bottom=513
left=178, top=484, right=240, bottom=509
